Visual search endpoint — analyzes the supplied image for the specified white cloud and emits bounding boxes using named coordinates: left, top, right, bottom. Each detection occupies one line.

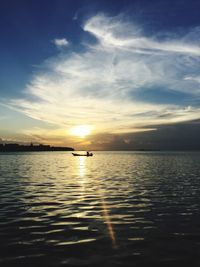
left=84, top=14, right=200, bottom=56
left=8, top=14, right=200, bottom=135
left=53, top=38, right=69, bottom=48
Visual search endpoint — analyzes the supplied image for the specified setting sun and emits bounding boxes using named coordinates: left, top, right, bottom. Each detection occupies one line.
left=70, top=125, right=92, bottom=138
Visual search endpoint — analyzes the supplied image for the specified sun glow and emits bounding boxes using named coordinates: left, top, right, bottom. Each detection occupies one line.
left=70, top=125, right=92, bottom=138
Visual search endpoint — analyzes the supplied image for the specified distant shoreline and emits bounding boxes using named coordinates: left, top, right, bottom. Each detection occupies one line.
left=0, top=143, right=74, bottom=152
left=1, top=148, right=200, bottom=153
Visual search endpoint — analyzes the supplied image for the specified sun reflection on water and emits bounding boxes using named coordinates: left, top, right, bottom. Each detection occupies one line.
left=77, top=155, right=117, bottom=248
left=78, top=157, right=86, bottom=201
left=79, top=157, right=86, bottom=178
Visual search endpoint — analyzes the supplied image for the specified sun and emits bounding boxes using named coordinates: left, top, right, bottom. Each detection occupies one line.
left=70, top=125, right=92, bottom=138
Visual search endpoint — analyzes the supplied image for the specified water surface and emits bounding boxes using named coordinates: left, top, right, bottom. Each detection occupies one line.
left=1, top=151, right=200, bottom=266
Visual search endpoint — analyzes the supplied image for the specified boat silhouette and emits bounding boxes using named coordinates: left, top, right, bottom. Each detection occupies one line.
left=72, top=152, right=93, bottom=157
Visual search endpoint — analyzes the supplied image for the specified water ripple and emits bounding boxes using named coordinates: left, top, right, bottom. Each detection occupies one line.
left=1, top=151, right=200, bottom=266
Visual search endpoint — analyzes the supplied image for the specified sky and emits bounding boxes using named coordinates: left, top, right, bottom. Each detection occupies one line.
left=0, top=0, right=200, bottom=150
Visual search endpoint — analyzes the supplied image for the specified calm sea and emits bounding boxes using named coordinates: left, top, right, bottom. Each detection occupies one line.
left=1, top=151, right=200, bottom=267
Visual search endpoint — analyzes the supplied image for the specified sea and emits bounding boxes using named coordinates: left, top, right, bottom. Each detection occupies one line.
left=0, top=151, right=200, bottom=267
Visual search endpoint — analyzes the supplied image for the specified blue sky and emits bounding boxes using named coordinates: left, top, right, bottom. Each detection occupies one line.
left=0, top=0, right=200, bottom=149
left=1, top=0, right=200, bottom=98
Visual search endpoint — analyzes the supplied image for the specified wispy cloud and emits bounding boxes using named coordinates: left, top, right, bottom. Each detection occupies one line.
left=184, top=75, right=200, bottom=83
left=84, top=14, right=200, bottom=56
left=53, top=38, right=69, bottom=48
left=8, top=13, right=200, bottom=137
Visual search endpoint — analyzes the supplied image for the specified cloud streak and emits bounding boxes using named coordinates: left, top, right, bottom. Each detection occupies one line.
left=84, top=14, right=200, bottom=56
left=8, top=13, right=200, bottom=138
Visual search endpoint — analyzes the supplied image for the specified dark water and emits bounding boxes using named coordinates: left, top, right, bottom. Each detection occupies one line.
left=1, top=151, right=200, bottom=267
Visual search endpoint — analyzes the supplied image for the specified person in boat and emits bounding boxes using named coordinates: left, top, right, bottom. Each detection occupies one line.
left=86, top=151, right=90, bottom=156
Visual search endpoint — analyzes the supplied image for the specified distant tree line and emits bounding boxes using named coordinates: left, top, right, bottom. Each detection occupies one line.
left=0, top=143, right=74, bottom=152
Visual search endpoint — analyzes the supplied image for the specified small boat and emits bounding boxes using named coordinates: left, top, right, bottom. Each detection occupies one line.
left=72, top=152, right=93, bottom=157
